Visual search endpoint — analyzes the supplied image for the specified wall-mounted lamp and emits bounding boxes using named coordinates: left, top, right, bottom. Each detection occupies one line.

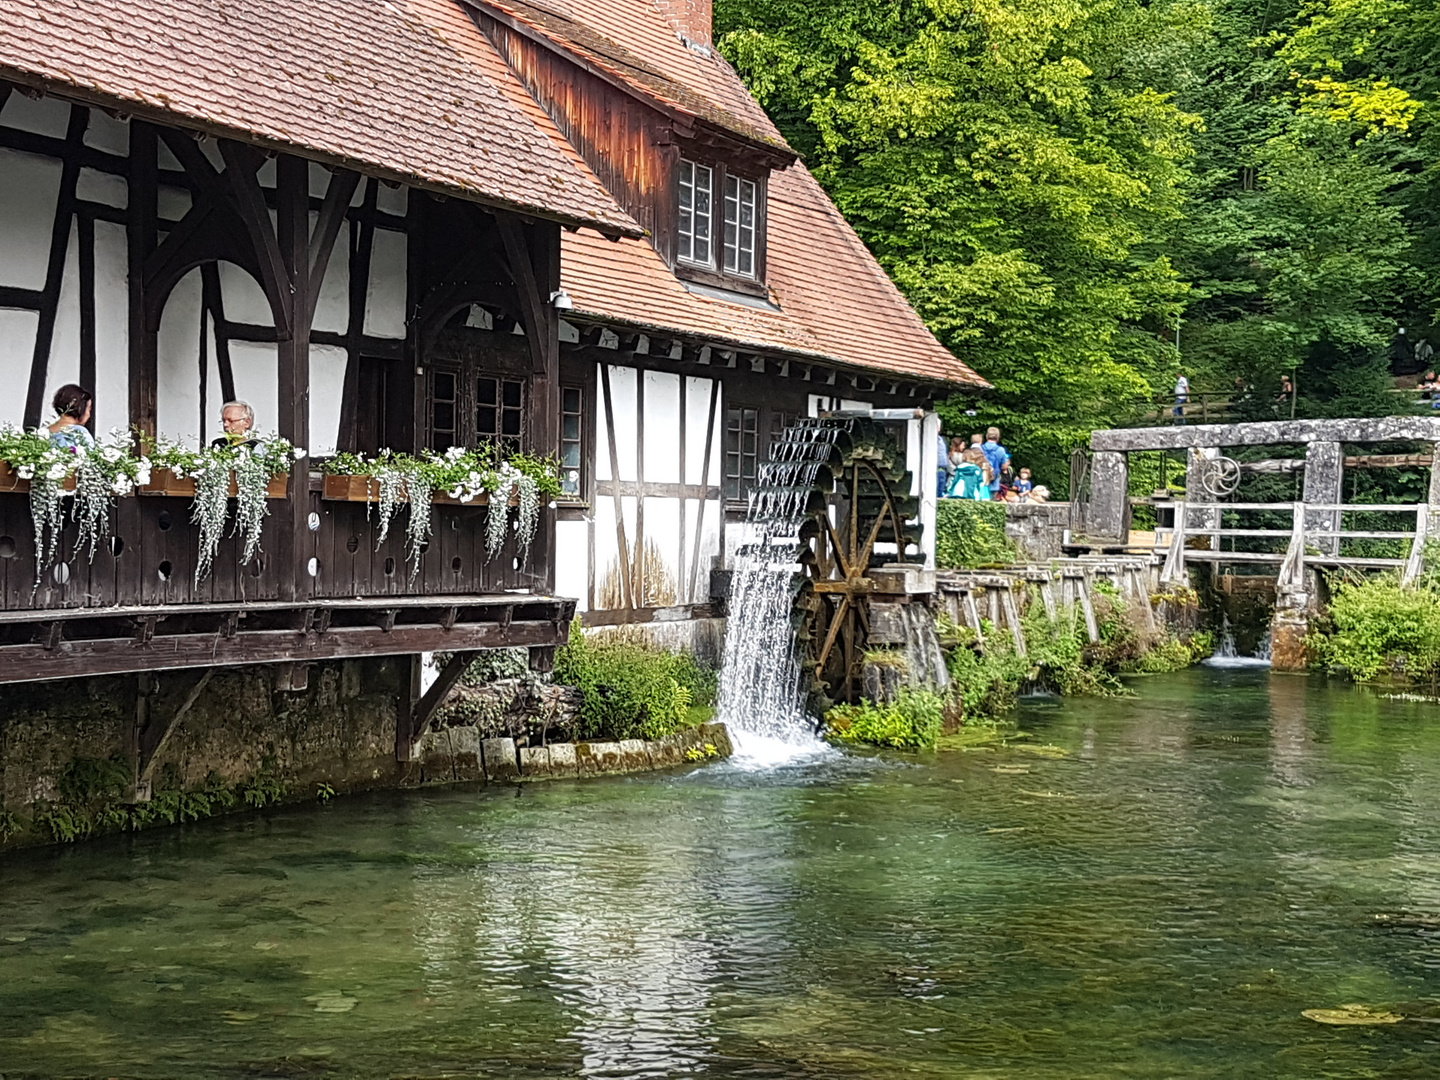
left=550, top=288, right=574, bottom=311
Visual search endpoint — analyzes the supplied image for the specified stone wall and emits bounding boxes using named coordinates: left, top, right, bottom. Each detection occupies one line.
left=0, top=656, right=737, bottom=854
left=1, top=658, right=410, bottom=851
left=1005, top=501, right=1070, bottom=561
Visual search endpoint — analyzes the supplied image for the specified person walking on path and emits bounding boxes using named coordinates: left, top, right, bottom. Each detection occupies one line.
left=1173, top=373, right=1189, bottom=424
left=981, top=427, right=1010, bottom=499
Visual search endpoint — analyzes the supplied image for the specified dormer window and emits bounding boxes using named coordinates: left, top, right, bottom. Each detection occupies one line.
left=678, top=160, right=713, bottom=266
left=675, top=157, right=769, bottom=297
left=724, top=175, right=757, bottom=277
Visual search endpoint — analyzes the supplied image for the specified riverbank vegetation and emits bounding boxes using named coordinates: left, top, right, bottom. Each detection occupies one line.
left=1310, top=570, right=1440, bottom=682
left=717, top=0, right=1438, bottom=482
left=552, top=624, right=719, bottom=741
left=825, top=586, right=1212, bottom=750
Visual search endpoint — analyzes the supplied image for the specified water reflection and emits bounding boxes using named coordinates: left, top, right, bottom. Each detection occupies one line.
left=3, top=670, right=1440, bottom=1077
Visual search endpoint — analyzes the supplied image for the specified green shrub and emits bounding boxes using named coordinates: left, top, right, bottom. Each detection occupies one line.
left=825, top=687, right=947, bottom=749
left=935, top=500, right=1015, bottom=568
left=552, top=623, right=717, bottom=741
left=1311, top=576, right=1440, bottom=681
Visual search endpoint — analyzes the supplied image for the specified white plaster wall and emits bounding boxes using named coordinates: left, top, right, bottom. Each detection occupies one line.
left=157, top=268, right=204, bottom=443
left=94, top=221, right=130, bottom=435
left=0, top=310, right=39, bottom=429
left=600, top=365, right=637, bottom=482
left=591, top=494, right=637, bottom=609
left=682, top=497, right=722, bottom=601
left=0, top=148, right=61, bottom=290
left=684, top=377, right=719, bottom=485
left=311, top=217, right=350, bottom=335
left=76, top=167, right=126, bottom=209
left=83, top=112, right=129, bottom=156
left=363, top=228, right=407, bottom=338
left=0, top=94, right=70, bottom=138
left=156, top=185, right=191, bottom=222
left=219, top=262, right=274, bottom=326
left=376, top=183, right=408, bottom=217
left=42, top=222, right=81, bottom=418
left=642, top=370, right=680, bottom=484
left=641, top=495, right=681, bottom=606
left=229, top=341, right=279, bottom=437
left=555, top=518, right=590, bottom=611
left=308, top=343, right=347, bottom=456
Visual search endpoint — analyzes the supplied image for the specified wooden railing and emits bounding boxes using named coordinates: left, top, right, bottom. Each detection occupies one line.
left=1157, top=501, right=1429, bottom=587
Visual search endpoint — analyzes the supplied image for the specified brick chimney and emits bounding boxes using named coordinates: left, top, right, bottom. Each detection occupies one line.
left=654, top=0, right=712, bottom=48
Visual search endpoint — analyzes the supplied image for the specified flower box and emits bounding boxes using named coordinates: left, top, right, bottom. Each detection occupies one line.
left=321, top=473, right=517, bottom=506
left=139, top=468, right=289, bottom=498
left=0, top=461, right=76, bottom=494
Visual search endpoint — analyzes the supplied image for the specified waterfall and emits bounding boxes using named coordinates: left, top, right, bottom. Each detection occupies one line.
left=717, top=420, right=846, bottom=761
left=1203, top=615, right=1273, bottom=669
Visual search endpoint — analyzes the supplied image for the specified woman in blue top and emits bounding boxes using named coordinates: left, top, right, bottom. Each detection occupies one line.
left=47, top=384, right=95, bottom=451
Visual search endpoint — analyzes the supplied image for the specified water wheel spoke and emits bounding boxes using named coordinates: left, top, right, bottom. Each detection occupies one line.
left=823, top=515, right=852, bottom=578
left=815, top=594, right=850, bottom=677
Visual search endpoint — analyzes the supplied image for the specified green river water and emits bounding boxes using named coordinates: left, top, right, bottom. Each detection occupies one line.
left=4, top=667, right=1440, bottom=1077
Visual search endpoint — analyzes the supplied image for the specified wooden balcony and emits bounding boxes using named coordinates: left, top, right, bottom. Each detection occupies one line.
left=0, top=477, right=568, bottom=683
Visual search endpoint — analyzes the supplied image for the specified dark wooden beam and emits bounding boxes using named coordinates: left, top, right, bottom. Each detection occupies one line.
left=396, top=649, right=479, bottom=761
left=128, top=122, right=159, bottom=437
left=495, top=210, right=549, bottom=375
left=24, top=105, right=86, bottom=429
left=307, top=168, right=361, bottom=325
left=136, top=668, right=214, bottom=789
left=0, top=620, right=567, bottom=683
left=217, top=139, right=293, bottom=338
left=274, top=153, right=311, bottom=603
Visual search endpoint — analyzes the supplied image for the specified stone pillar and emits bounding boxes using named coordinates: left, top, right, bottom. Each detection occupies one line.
left=1183, top=448, right=1220, bottom=547
left=1302, top=441, right=1344, bottom=555
left=1087, top=450, right=1129, bottom=542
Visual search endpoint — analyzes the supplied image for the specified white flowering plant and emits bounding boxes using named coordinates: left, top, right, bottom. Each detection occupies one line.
left=325, top=445, right=561, bottom=574
left=147, top=433, right=305, bottom=582
left=0, top=424, right=151, bottom=583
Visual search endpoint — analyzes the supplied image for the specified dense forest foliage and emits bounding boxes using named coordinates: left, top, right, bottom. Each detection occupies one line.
left=716, top=0, right=1438, bottom=479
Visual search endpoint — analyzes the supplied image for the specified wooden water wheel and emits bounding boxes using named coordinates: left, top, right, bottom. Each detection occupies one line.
left=793, top=422, right=918, bottom=713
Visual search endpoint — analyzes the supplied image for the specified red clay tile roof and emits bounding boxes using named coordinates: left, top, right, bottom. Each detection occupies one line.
left=472, top=0, right=792, bottom=154
left=0, top=0, right=640, bottom=234
left=562, top=160, right=989, bottom=388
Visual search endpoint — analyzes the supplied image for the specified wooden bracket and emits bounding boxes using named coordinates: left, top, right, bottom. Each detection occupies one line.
left=135, top=668, right=214, bottom=796
left=42, top=621, right=61, bottom=651
left=440, top=606, right=459, bottom=630
left=316, top=608, right=333, bottom=634
left=134, top=615, right=158, bottom=646
left=395, top=650, right=478, bottom=762
left=222, top=610, right=240, bottom=638
left=379, top=608, right=398, bottom=633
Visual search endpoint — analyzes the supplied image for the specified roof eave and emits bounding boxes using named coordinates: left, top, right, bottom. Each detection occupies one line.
left=0, top=68, right=646, bottom=240
left=564, top=306, right=992, bottom=391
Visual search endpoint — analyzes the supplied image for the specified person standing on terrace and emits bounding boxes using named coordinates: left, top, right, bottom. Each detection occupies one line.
left=47, top=384, right=95, bottom=451
left=981, top=427, right=1010, bottom=499
left=213, top=400, right=259, bottom=448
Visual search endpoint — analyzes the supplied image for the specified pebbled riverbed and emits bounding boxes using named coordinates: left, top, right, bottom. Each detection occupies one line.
left=3, top=668, right=1440, bottom=1077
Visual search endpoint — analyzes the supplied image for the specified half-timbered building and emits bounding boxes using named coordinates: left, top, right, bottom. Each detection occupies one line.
left=0, top=0, right=652, bottom=762
left=0, top=0, right=985, bottom=826
left=468, top=0, right=989, bottom=643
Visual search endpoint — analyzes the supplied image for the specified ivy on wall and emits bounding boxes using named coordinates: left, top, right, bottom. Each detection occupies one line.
left=935, top=501, right=1015, bottom=569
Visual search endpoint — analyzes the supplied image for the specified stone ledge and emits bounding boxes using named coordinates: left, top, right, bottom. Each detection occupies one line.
left=418, top=722, right=735, bottom=784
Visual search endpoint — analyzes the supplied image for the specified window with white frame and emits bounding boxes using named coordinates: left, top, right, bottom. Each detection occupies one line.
left=678, top=159, right=713, bottom=266
left=724, top=175, right=757, bottom=276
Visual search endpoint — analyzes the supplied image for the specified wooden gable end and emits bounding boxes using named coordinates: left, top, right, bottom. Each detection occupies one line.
left=478, top=12, right=680, bottom=263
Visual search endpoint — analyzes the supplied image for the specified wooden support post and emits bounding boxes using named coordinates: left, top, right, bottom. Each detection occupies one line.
left=134, top=668, right=214, bottom=800
left=1160, top=502, right=1188, bottom=586
left=128, top=122, right=159, bottom=439
left=1403, top=502, right=1429, bottom=587
left=962, top=590, right=984, bottom=646
left=275, top=154, right=310, bottom=603
left=1077, top=575, right=1100, bottom=643
left=1001, top=586, right=1026, bottom=656
left=1041, top=578, right=1058, bottom=621
left=395, top=650, right=478, bottom=761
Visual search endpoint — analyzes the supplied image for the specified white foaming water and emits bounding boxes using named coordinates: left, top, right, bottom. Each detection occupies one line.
left=1202, top=619, right=1273, bottom=669
left=717, top=421, right=846, bottom=766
